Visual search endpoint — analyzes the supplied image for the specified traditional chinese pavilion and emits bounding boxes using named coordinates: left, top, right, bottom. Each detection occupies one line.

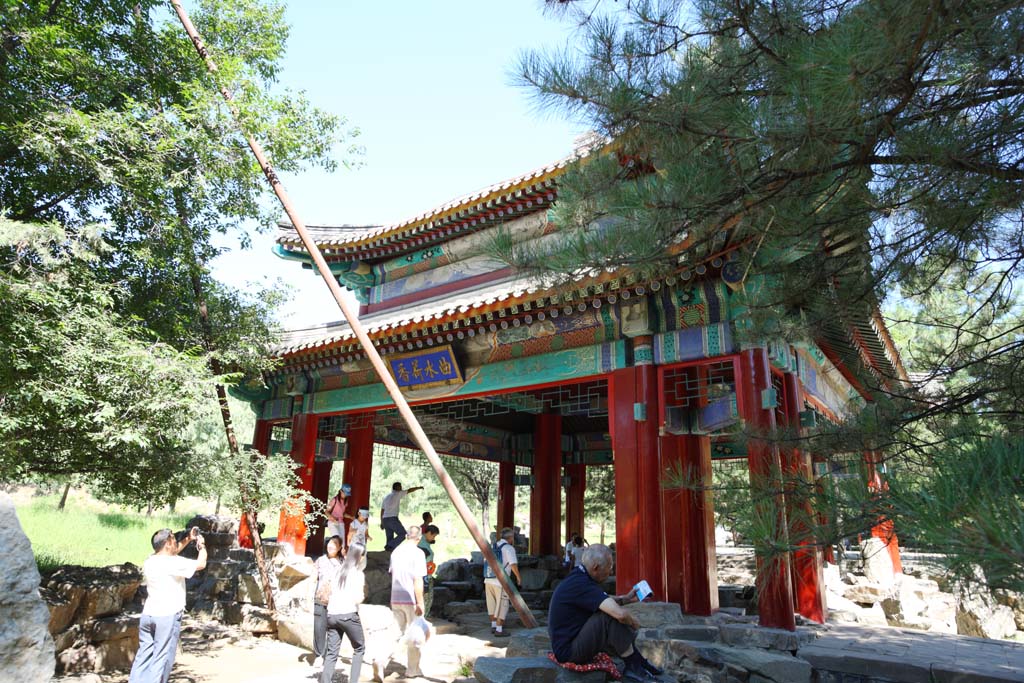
left=240, top=148, right=908, bottom=630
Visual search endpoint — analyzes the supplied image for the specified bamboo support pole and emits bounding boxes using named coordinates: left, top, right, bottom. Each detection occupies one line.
left=169, top=0, right=537, bottom=629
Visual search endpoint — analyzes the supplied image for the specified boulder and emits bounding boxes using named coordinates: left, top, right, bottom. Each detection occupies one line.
left=277, top=574, right=315, bottom=613
left=185, top=514, right=239, bottom=535
left=364, top=564, right=393, bottom=605
left=622, top=601, right=684, bottom=628
left=276, top=608, right=314, bottom=650
left=505, top=627, right=552, bottom=657
left=47, top=563, right=142, bottom=623
left=233, top=603, right=276, bottom=634
left=0, top=492, right=56, bottom=682
left=436, top=558, right=469, bottom=583
left=518, top=569, right=552, bottom=592
left=57, top=634, right=138, bottom=674
left=276, top=555, right=315, bottom=591
left=235, top=571, right=275, bottom=605
left=859, top=538, right=896, bottom=589
left=473, top=655, right=606, bottom=683
left=42, top=585, right=81, bottom=635
left=842, top=582, right=891, bottom=605
left=956, top=587, right=1017, bottom=639
left=696, top=644, right=812, bottom=683
left=431, top=586, right=456, bottom=615
left=995, top=590, right=1024, bottom=631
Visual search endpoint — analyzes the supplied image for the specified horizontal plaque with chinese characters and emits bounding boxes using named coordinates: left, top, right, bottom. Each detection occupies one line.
left=387, top=345, right=463, bottom=390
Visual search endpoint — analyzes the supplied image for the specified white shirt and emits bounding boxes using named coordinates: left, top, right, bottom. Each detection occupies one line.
left=327, top=570, right=365, bottom=615
left=389, top=540, right=427, bottom=605
left=141, top=554, right=198, bottom=616
left=349, top=518, right=369, bottom=546
left=381, top=490, right=408, bottom=518
left=484, top=540, right=518, bottom=584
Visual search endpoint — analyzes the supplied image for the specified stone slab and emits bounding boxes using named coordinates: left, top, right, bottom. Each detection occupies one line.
left=473, top=656, right=606, bottom=683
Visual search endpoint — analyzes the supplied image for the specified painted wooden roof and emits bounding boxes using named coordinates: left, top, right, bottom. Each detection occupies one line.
left=274, top=148, right=592, bottom=262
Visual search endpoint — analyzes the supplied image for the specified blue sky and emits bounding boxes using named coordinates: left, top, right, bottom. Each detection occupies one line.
left=211, top=2, right=590, bottom=329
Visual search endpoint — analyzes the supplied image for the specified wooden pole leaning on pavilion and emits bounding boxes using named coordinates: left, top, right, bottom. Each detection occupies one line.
left=168, top=0, right=538, bottom=629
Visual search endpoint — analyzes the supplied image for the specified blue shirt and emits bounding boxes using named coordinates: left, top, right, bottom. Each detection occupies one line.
left=547, top=565, right=608, bottom=661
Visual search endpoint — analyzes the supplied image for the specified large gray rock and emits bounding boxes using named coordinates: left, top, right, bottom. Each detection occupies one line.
left=697, top=644, right=812, bottom=683
left=436, top=558, right=469, bottom=583
left=518, top=569, right=552, bottom=592
left=0, top=492, right=55, bottom=682
left=276, top=608, right=313, bottom=650
left=956, top=587, right=1017, bottom=639
left=622, top=601, right=684, bottom=628
left=276, top=555, right=315, bottom=592
left=46, top=563, right=141, bottom=623
left=860, top=538, right=896, bottom=589
left=842, top=582, right=891, bottom=605
left=473, top=656, right=605, bottom=683
left=995, top=590, right=1024, bottom=631
left=505, top=627, right=551, bottom=657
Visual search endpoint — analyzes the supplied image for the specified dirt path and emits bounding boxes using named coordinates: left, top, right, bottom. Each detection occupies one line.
left=64, top=617, right=504, bottom=683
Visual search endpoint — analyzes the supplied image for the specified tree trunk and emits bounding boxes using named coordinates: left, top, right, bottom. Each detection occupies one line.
left=481, top=499, right=489, bottom=535
left=177, top=196, right=276, bottom=614
left=169, top=497, right=176, bottom=513
left=215, top=492, right=221, bottom=516
left=147, top=501, right=153, bottom=517
left=57, top=482, right=71, bottom=511
left=600, top=517, right=606, bottom=544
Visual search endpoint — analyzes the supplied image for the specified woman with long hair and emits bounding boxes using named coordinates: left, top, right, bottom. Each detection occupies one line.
left=313, top=535, right=344, bottom=667
left=321, top=542, right=367, bottom=683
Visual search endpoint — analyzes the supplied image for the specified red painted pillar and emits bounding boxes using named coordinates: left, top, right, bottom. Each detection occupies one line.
left=531, top=413, right=562, bottom=556
left=309, top=458, right=332, bottom=557
left=564, top=463, right=586, bottom=543
left=497, top=461, right=515, bottom=532
left=609, top=365, right=665, bottom=597
left=662, top=431, right=718, bottom=614
left=278, top=412, right=318, bottom=556
left=864, top=450, right=903, bottom=574
left=239, top=419, right=272, bottom=549
left=738, top=348, right=796, bottom=631
left=782, top=372, right=827, bottom=623
left=342, top=413, right=375, bottom=515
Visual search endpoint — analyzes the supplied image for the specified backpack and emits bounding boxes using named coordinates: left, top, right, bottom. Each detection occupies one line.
left=483, top=540, right=508, bottom=579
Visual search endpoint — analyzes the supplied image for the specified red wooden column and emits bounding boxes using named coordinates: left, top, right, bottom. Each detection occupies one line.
left=662, top=431, right=718, bottom=614
left=239, top=419, right=272, bottom=549
left=738, top=348, right=796, bottom=631
left=497, top=461, right=516, bottom=532
left=342, top=413, right=375, bottom=514
left=278, top=412, right=319, bottom=556
left=609, top=364, right=666, bottom=597
left=531, top=413, right=562, bottom=556
left=864, top=450, right=903, bottom=574
left=782, top=371, right=827, bottom=623
left=564, top=463, right=586, bottom=542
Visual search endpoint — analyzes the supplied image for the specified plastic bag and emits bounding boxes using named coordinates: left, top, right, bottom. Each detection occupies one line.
left=405, top=616, right=432, bottom=646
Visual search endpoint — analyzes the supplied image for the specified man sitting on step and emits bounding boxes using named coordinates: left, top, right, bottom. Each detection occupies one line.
left=547, top=544, right=663, bottom=682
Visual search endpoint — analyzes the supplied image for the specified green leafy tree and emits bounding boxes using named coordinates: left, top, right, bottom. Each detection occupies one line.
left=0, top=219, right=216, bottom=506
left=517, top=0, right=1024, bottom=589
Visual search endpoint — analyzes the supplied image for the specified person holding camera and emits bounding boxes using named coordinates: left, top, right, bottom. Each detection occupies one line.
left=129, top=526, right=207, bottom=683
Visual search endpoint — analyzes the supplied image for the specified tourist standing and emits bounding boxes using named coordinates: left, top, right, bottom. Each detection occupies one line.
left=389, top=526, right=428, bottom=678
left=418, top=524, right=439, bottom=617
left=420, top=511, right=433, bottom=535
left=129, top=527, right=207, bottom=683
left=312, top=535, right=344, bottom=668
left=347, top=507, right=372, bottom=549
left=380, top=482, right=423, bottom=551
left=484, top=527, right=522, bottom=638
left=326, top=483, right=353, bottom=547
left=321, top=543, right=367, bottom=683
left=569, top=533, right=588, bottom=568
